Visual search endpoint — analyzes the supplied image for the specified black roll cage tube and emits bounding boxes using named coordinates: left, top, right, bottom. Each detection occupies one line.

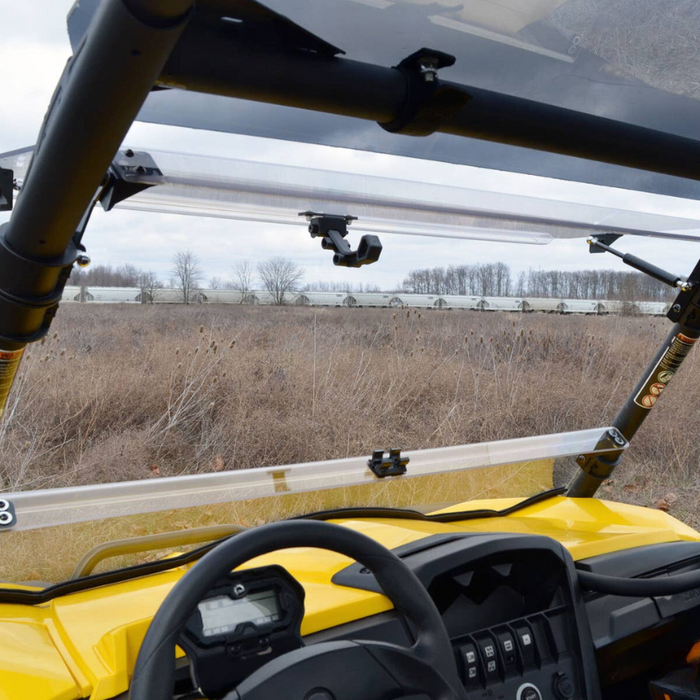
left=2, top=0, right=700, bottom=497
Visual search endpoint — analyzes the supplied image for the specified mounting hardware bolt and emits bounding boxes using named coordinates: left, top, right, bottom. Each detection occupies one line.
left=608, top=429, right=626, bottom=446
left=576, top=455, right=585, bottom=464
left=419, top=56, right=439, bottom=82
left=124, top=149, right=135, bottom=157
left=672, top=303, right=682, bottom=313
left=232, top=583, right=246, bottom=597
left=76, top=254, right=91, bottom=268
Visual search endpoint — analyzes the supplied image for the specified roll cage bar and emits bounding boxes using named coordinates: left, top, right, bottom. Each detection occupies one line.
left=2, top=0, right=700, bottom=497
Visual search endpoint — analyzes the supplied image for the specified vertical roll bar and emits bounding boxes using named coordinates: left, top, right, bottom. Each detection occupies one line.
left=0, top=0, right=193, bottom=418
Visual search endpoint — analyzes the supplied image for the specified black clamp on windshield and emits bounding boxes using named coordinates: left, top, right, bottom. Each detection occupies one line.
left=379, top=48, right=470, bottom=137
left=0, top=499, right=16, bottom=530
left=100, top=149, right=163, bottom=212
left=368, top=449, right=409, bottom=479
left=0, top=168, right=13, bottom=212
left=302, top=212, right=382, bottom=268
left=571, top=428, right=628, bottom=486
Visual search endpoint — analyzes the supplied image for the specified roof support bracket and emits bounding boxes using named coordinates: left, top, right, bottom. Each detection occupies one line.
left=379, top=48, right=470, bottom=137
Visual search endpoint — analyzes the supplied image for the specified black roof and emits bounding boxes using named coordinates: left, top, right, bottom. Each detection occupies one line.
left=67, top=0, right=700, bottom=200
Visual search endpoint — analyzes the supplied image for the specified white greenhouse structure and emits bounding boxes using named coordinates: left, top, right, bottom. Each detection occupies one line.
left=85, top=287, right=141, bottom=303
left=388, top=294, right=441, bottom=309
left=558, top=300, right=601, bottom=314
left=477, top=297, right=523, bottom=312
left=438, top=295, right=480, bottom=310
left=344, top=293, right=393, bottom=307
left=57, top=286, right=674, bottom=317
left=199, top=290, right=245, bottom=304
left=294, top=292, right=347, bottom=306
left=61, top=285, right=83, bottom=302
left=523, top=298, right=563, bottom=313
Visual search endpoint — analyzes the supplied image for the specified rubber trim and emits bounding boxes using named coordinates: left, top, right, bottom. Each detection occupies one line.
left=293, top=487, right=567, bottom=523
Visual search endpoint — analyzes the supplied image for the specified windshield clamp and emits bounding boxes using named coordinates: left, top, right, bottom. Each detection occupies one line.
left=368, top=449, right=409, bottom=479
left=302, top=212, right=382, bottom=268
left=0, top=499, right=16, bottom=530
left=572, top=428, right=629, bottom=486
left=379, top=48, right=470, bottom=137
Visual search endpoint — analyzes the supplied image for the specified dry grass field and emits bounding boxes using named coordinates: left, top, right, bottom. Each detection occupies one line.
left=3, top=303, right=700, bottom=581
left=2, top=304, right=699, bottom=514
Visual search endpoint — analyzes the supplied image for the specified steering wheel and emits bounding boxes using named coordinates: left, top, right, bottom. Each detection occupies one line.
left=129, top=520, right=467, bottom=700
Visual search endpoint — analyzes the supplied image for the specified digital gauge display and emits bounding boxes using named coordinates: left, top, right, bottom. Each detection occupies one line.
left=198, top=590, right=281, bottom=637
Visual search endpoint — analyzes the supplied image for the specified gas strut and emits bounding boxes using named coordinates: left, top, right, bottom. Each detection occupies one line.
left=569, top=236, right=700, bottom=497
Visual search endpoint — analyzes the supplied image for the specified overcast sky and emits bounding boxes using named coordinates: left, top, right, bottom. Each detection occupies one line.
left=3, top=1, right=700, bottom=290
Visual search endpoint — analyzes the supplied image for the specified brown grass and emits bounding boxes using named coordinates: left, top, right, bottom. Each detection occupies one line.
left=2, top=305, right=700, bottom=528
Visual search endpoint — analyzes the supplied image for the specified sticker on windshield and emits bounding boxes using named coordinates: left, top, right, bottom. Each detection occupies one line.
left=634, top=332, right=697, bottom=409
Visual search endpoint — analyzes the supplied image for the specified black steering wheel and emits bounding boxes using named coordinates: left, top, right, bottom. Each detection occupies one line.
left=129, top=520, right=467, bottom=700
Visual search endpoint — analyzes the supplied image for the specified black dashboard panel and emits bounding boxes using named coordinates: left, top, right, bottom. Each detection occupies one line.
left=577, top=541, right=700, bottom=696
left=327, top=533, right=601, bottom=700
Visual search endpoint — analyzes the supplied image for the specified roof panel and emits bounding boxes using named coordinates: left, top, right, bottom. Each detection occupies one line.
left=65, top=0, right=700, bottom=198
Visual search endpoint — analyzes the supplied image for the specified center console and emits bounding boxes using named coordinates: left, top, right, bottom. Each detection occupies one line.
left=327, top=532, right=600, bottom=700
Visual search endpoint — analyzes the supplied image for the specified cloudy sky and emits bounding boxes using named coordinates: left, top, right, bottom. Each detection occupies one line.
left=3, top=1, right=700, bottom=290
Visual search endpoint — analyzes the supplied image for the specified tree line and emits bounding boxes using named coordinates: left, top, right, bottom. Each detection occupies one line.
left=402, top=264, right=676, bottom=301
left=70, top=255, right=676, bottom=304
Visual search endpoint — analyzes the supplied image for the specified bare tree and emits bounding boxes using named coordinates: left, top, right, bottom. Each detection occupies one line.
left=229, top=260, right=255, bottom=302
left=171, top=250, right=203, bottom=304
left=257, top=257, right=304, bottom=305
left=209, top=276, right=224, bottom=290
left=138, top=270, right=163, bottom=303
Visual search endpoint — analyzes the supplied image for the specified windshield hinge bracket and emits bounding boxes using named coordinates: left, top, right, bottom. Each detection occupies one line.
left=572, top=428, right=628, bottom=484
left=368, top=448, right=409, bottom=479
left=100, top=149, right=164, bottom=212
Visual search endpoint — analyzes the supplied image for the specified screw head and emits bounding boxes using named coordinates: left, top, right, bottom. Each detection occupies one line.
left=124, top=149, right=134, bottom=157
left=576, top=455, right=585, bottom=464
left=232, top=583, right=246, bottom=597
left=672, top=304, right=681, bottom=313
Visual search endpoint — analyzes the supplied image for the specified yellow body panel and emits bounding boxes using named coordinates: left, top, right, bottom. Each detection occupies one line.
left=1, top=496, right=698, bottom=700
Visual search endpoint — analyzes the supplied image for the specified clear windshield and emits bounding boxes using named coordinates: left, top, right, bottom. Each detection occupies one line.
left=3, top=0, right=700, bottom=588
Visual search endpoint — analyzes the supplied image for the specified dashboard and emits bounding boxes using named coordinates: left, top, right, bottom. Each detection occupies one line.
left=181, top=532, right=599, bottom=700
left=327, top=532, right=599, bottom=700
